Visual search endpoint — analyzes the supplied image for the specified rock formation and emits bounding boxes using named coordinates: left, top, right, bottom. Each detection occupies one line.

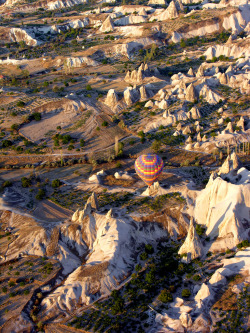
left=150, top=0, right=179, bottom=21
left=197, top=132, right=202, bottom=142
left=86, top=192, right=99, bottom=210
left=218, top=151, right=240, bottom=176
left=225, top=121, right=234, bottom=133
left=99, top=16, right=114, bottom=32
left=220, top=72, right=229, bottom=85
left=187, top=67, right=194, bottom=77
left=194, top=157, right=250, bottom=251
left=236, top=116, right=245, bottom=131
left=148, top=0, right=166, bottom=4
left=199, top=85, right=224, bottom=104
left=188, top=106, right=201, bottom=119
left=183, top=125, right=191, bottom=135
left=140, top=85, right=148, bottom=100
left=125, top=63, right=151, bottom=84
left=105, top=89, right=118, bottom=108
left=178, top=218, right=204, bottom=260
left=124, top=87, right=139, bottom=105
left=196, top=65, right=205, bottom=78
left=195, top=283, right=213, bottom=308
left=185, top=83, right=196, bottom=102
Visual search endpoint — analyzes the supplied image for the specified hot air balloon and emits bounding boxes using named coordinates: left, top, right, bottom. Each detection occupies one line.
left=135, top=153, right=164, bottom=187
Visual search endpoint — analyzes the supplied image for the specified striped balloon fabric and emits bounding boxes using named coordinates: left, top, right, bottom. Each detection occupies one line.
left=135, top=154, right=164, bottom=187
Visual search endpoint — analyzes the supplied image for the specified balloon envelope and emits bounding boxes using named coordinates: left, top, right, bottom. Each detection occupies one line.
left=135, top=153, right=164, bottom=186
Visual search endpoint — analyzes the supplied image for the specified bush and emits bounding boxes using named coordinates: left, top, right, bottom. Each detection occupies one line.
left=8, top=281, right=15, bottom=287
left=86, top=84, right=92, bottom=91
left=135, top=264, right=142, bottom=272
left=158, top=289, right=173, bottom=303
left=116, top=161, right=121, bottom=168
left=101, top=121, right=108, bottom=127
left=111, top=296, right=124, bottom=315
left=2, top=140, right=12, bottom=148
left=32, top=112, right=41, bottom=121
left=11, top=123, right=19, bottom=132
left=16, top=101, right=25, bottom=107
left=195, top=224, right=205, bottom=236
left=145, top=244, right=154, bottom=254
left=140, top=252, right=148, bottom=261
left=151, top=140, right=161, bottom=153
left=193, top=274, right=201, bottom=281
left=80, top=139, right=85, bottom=147
left=23, top=289, right=29, bottom=295
left=35, top=189, right=45, bottom=200
left=182, top=288, right=191, bottom=298
left=2, top=180, right=12, bottom=188
left=237, top=240, right=250, bottom=249
left=52, top=179, right=61, bottom=188
left=21, top=177, right=31, bottom=188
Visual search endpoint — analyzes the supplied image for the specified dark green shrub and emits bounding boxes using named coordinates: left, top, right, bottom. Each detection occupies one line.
left=21, top=177, right=31, bottom=188
left=52, top=179, right=61, bottom=188
left=36, top=189, right=45, bottom=200
left=182, top=288, right=191, bottom=298
left=158, top=289, right=173, bottom=303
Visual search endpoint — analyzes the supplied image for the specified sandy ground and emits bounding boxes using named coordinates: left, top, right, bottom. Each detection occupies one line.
left=20, top=111, right=81, bottom=143
left=33, top=199, right=72, bottom=222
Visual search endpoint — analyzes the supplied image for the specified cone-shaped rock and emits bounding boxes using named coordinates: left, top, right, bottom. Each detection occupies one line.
left=178, top=218, right=203, bottom=260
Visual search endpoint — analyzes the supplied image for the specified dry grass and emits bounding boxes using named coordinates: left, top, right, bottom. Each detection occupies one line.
left=212, top=274, right=245, bottom=311
left=103, top=175, right=135, bottom=188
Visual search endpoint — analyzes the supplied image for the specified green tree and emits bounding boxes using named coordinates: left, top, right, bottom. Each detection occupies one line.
left=52, top=179, right=61, bottom=188
left=21, top=177, right=31, bottom=188
left=182, top=288, right=191, bottom=298
left=151, top=140, right=161, bottom=153
left=158, top=289, right=173, bottom=303
left=111, top=296, right=124, bottom=315
left=36, top=189, right=45, bottom=200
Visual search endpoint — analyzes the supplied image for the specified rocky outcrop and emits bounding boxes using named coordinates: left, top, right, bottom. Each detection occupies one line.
left=66, top=57, right=99, bottom=67
left=105, top=89, right=119, bottom=108
left=187, top=106, right=201, bottom=119
left=225, top=121, right=234, bottom=133
left=195, top=283, right=213, bottom=308
left=183, top=125, right=191, bottom=135
left=187, top=67, right=194, bottom=77
left=124, top=87, right=140, bottom=105
left=185, top=83, right=197, bottom=102
left=204, top=43, right=250, bottom=60
left=9, top=28, right=38, bottom=46
left=194, top=159, right=250, bottom=251
left=218, top=152, right=241, bottom=176
left=150, top=0, right=179, bottom=21
left=178, top=218, right=204, bottom=260
left=86, top=192, right=99, bottom=211
left=236, top=116, right=245, bottom=131
left=99, top=16, right=114, bottom=32
left=40, top=207, right=167, bottom=316
left=148, top=0, right=167, bottom=4
left=199, top=85, right=224, bottom=104
left=115, top=15, right=147, bottom=26
left=196, top=65, right=205, bottom=78
left=140, top=85, right=148, bottom=100
left=220, top=72, right=229, bottom=85
left=125, top=63, right=152, bottom=84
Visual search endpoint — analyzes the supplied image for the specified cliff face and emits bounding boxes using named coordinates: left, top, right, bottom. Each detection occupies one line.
left=194, top=167, right=250, bottom=250
left=9, top=28, right=38, bottom=46
left=40, top=208, right=167, bottom=319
